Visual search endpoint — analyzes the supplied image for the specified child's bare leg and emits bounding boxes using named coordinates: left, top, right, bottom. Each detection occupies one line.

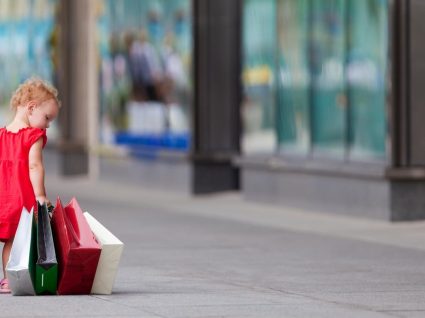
left=2, top=239, right=13, bottom=278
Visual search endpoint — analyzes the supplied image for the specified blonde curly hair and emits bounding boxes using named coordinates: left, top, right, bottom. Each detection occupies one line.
left=10, top=77, right=60, bottom=110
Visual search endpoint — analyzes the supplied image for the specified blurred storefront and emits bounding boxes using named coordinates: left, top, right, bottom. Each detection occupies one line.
left=0, top=0, right=58, bottom=140
left=241, top=0, right=388, bottom=160
left=50, top=0, right=425, bottom=221
left=91, top=0, right=194, bottom=191
left=4, top=0, right=425, bottom=220
left=239, top=0, right=425, bottom=221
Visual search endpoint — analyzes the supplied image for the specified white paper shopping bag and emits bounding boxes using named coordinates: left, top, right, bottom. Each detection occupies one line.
left=6, top=207, right=36, bottom=296
left=83, top=212, right=124, bottom=295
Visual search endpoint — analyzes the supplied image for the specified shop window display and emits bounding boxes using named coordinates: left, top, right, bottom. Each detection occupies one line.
left=97, top=0, right=192, bottom=153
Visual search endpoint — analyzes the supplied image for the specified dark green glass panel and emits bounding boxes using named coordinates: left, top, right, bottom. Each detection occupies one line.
left=347, top=0, right=388, bottom=161
left=310, top=0, right=347, bottom=157
left=276, top=0, right=310, bottom=154
left=242, top=0, right=277, bottom=153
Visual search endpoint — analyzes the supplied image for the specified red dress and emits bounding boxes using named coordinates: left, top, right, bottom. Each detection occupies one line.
left=0, top=127, right=47, bottom=242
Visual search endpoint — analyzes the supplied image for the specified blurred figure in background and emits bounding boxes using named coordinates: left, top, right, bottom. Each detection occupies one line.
left=160, top=31, right=189, bottom=132
left=127, top=29, right=163, bottom=102
left=104, top=32, right=130, bottom=132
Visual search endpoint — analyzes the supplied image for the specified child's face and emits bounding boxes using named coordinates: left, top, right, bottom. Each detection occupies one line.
left=28, top=99, right=59, bottom=130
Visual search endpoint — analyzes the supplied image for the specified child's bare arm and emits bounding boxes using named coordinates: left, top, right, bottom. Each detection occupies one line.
left=29, top=138, right=48, bottom=204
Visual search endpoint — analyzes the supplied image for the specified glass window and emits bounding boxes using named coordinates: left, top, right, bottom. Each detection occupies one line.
left=310, top=0, right=347, bottom=158
left=347, top=0, right=388, bottom=161
left=242, top=0, right=277, bottom=154
left=276, top=0, right=310, bottom=155
left=245, top=0, right=390, bottom=162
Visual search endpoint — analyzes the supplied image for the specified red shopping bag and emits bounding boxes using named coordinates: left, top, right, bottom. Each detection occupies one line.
left=51, top=197, right=101, bottom=295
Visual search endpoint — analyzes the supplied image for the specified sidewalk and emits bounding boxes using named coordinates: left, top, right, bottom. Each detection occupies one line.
left=2, top=153, right=425, bottom=317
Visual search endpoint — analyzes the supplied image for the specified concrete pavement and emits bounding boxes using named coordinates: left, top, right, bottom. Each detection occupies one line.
left=1, top=154, right=425, bottom=317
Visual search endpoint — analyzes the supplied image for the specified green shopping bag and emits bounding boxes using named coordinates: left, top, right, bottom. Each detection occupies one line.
left=35, top=202, right=58, bottom=295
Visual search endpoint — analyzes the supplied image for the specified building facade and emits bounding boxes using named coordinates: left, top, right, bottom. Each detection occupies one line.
left=58, top=0, right=425, bottom=220
left=192, top=0, right=425, bottom=221
left=2, top=0, right=424, bottom=221
left=237, top=0, right=425, bottom=220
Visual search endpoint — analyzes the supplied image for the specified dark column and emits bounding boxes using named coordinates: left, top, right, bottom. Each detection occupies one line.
left=391, top=0, right=425, bottom=167
left=192, top=0, right=242, bottom=194
left=387, top=0, right=425, bottom=220
left=407, top=0, right=425, bottom=165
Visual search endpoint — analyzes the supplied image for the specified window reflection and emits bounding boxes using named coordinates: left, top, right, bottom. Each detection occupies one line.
left=243, top=0, right=389, bottom=161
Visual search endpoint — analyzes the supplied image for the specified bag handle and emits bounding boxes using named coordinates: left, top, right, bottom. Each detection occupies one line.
left=52, top=197, right=77, bottom=248
left=63, top=211, right=80, bottom=246
left=63, top=198, right=82, bottom=246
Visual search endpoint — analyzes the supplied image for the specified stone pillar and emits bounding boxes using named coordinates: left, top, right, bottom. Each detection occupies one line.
left=57, top=0, right=98, bottom=177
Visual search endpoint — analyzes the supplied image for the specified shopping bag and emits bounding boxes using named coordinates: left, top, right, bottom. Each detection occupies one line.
left=35, top=202, right=58, bottom=295
left=84, top=212, right=124, bottom=295
left=51, top=197, right=101, bottom=295
left=6, top=207, right=36, bottom=296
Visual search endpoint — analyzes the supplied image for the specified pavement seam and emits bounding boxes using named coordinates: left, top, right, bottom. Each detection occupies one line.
left=266, top=287, right=403, bottom=318
left=211, top=278, right=403, bottom=317
left=155, top=271, right=401, bottom=317
left=90, top=295, right=168, bottom=318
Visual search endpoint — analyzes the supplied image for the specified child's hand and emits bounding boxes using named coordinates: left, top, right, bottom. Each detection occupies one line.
left=36, top=196, right=51, bottom=207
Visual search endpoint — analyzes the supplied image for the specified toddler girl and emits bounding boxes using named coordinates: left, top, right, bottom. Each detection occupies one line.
left=0, top=77, right=60, bottom=293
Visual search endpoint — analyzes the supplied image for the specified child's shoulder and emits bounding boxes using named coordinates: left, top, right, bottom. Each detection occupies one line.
left=1, top=126, right=44, bottom=136
left=1, top=126, right=46, bottom=147
left=26, top=127, right=47, bottom=148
